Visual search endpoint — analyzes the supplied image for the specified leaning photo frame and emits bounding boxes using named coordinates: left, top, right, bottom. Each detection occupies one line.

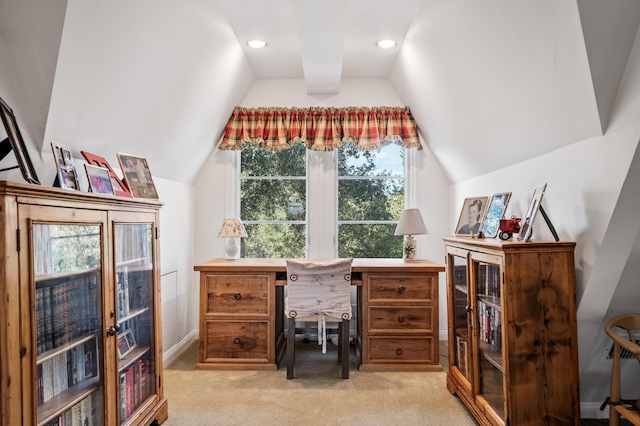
left=51, top=140, right=79, bottom=190
left=482, top=192, right=512, bottom=238
left=117, top=329, right=137, bottom=359
left=517, top=183, right=547, bottom=242
left=85, top=164, right=114, bottom=195
left=0, top=96, right=40, bottom=184
left=81, top=151, right=132, bottom=197
left=455, top=196, right=490, bottom=236
left=117, top=153, right=159, bottom=200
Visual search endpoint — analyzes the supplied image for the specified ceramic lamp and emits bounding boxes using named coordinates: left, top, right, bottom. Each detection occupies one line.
left=217, top=218, right=248, bottom=260
left=394, top=208, right=427, bottom=260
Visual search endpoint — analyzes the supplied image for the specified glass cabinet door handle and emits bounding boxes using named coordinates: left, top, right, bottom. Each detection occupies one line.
left=106, top=323, right=121, bottom=336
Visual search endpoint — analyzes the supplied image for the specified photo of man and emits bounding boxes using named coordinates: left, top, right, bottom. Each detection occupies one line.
left=455, top=196, right=489, bottom=236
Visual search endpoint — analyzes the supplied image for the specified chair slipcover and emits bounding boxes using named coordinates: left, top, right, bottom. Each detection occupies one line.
left=285, top=258, right=352, bottom=353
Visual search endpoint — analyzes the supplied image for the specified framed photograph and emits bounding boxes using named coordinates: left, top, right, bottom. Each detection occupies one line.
left=455, top=196, right=490, bottom=236
left=0, top=96, right=40, bottom=184
left=85, top=164, right=114, bottom=195
left=518, top=183, right=547, bottom=242
left=81, top=151, right=132, bottom=198
left=117, top=153, right=159, bottom=200
left=51, top=140, right=79, bottom=190
left=482, top=192, right=512, bottom=238
left=117, top=329, right=137, bottom=359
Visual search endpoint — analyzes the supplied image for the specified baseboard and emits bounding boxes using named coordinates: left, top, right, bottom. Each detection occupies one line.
left=162, top=329, right=199, bottom=366
left=580, top=402, right=608, bottom=419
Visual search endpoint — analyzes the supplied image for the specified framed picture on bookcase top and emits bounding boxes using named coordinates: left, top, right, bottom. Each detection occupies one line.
left=84, top=164, right=114, bottom=195
left=455, top=196, right=489, bottom=236
left=117, top=153, right=159, bottom=200
left=518, top=183, right=547, bottom=242
left=482, top=192, right=512, bottom=238
left=81, top=151, right=132, bottom=197
left=51, top=140, right=79, bottom=190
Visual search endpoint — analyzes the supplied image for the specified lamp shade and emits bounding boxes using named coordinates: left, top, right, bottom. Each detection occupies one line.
left=394, top=208, right=427, bottom=236
left=217, top=218, right=248, bottom=238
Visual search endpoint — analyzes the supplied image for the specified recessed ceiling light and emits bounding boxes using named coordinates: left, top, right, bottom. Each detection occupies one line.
left=246, top=40, right=267, bottom=49
left=376, top=39, right=397, bottom=49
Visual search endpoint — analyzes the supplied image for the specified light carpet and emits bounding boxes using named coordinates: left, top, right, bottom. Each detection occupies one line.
left=161, top=340, right=478, bottom=426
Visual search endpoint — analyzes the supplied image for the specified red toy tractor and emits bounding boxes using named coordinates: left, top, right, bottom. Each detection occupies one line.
left=498, top=217, right=521, bottom=240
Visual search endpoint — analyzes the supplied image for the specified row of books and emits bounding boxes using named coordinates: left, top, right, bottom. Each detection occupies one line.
left=456, top=336, right=470, bottom=378
left=478, top=301, right=502, bottom=349
left=476, top=263, right=501, bottom=298
left=37, top=340, right=97, bottom=406
left=120, top=358, right=153, bottom=422
left=36, top=273, right=100, bottom=355
left=42, top=393, right=95, bottom=426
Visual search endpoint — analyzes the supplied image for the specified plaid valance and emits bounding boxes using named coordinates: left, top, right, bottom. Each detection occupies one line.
left=219, top=106, right=421, bottom=151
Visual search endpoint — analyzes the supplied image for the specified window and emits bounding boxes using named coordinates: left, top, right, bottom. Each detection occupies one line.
left=240, top=143, right=405, bottom=258
left=240, top=143, right=307, bottom=258
left=337, top=143, right=404, bottom=258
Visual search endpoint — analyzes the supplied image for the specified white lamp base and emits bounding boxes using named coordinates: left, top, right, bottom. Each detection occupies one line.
left=403, top=235, right=417, bottom=260
left=224, top=238, right=240, bottom=260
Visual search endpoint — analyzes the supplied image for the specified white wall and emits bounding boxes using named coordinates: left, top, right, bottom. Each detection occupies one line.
left=193, top=77, right=452, bottom=338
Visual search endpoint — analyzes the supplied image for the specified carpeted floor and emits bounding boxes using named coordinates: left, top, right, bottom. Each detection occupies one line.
left=162, top=340, right=628, bottom=425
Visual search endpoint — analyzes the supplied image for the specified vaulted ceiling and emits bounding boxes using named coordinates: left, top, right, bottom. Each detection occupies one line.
left=1, top=0, right=640, bottom=184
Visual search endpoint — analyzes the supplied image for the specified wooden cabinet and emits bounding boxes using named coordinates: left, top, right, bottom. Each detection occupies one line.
left=444, top=237, right=579, bottom=426
left=0, top=181, right=167, bottom=426
left=360, top=272, right=441, bottom=371
left=197, top=272, right=278, bottom=369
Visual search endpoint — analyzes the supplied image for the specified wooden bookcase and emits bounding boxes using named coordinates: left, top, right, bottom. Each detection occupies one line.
left=0, top=181, right=168, bottom=426
left=443, top=237, right=579, bottom=425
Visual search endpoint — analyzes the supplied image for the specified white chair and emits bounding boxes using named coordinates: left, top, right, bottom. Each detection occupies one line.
left=284, top=258, right=352, bottom=379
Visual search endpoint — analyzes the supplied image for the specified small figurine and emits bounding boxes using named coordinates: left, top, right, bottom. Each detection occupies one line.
left=498, top=216, right=521, bottom=240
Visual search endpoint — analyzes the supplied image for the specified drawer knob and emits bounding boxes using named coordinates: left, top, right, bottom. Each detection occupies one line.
left=234, top=292, right=242, bottom=301
left=233, top=336, right=241, bottom=344
left=396, top=347, right=403, bottom=356
left=398, top=314, right=405, bottom=323
left=397, top=285, right=405, bottom=294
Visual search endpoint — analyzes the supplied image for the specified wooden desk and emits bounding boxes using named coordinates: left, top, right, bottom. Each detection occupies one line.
left=194, top=258, right=445, bottom=371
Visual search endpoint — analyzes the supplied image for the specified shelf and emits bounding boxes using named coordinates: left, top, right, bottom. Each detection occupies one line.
left=479, top=340, right=503, bottom=372
left=119, top=306, right=150, bottom=323
left=454, top=284, right=468, bottom=294
left=116, top=257, right=150, bottom=268
left=37, top=332, right=98, bottom=365
left=35, top=267, right=100, bottom=287
left=478, top=294, right=501, bottom=311
left=118, top=346, right=151, bottom=372
left=37, top=376, right=99, bottom=426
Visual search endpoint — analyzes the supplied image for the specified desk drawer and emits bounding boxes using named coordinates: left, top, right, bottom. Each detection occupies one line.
left=367, top=274, right=435, bottom=302
left=368, top=306, right=434, bottom=332
left=205, top=274, right=269, bottom=315
left=367, top=336, right=435, bottom=363
left=203, top=320, right=269, bottom=361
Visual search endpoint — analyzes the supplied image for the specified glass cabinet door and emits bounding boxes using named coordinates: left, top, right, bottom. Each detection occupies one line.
left=449, top=253, right=471, bottom=382
left=114, top=223, right=156, bottom=424
left=33, top=223, right=105, bottom=426
left=471, top=257, right=504, bottom=420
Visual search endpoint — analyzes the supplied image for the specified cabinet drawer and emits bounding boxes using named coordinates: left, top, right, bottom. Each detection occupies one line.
left=368, top=306, right=434, bottom=332
left=367, top=274, right=435, bottom=302
left=203, top=321, right=269, bottom=361
left=367, top=336, right=435, bottom=363
left=205, top=274, right=269, bottom=315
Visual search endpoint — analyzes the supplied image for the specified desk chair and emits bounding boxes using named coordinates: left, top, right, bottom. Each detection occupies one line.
left=604, top=314, right=640, bottom=426
left=284, top=258, right=352, bottom=379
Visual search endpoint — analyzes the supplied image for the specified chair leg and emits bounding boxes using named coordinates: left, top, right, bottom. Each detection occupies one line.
left=341, top=319, right=349, bottom=379
left=287, top=317, right=295, bottom=379
left=337, top=323, right=343, bottom=364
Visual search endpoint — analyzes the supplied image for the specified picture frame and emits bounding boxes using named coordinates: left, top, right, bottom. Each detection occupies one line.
left=0, top=96, right=40, bottom=184
left=455, top=196, right=490, bottom=236
left=517, top=183, right=547, bottom=242
left=84, top=164, right=114, bottom=195
left=81, top=151, right=132, bottom=198
left=482, top=192, right=512, bottom=238
left=117, top=153, right=159, bottom=200
left=117, top=329, right=137, bottom=359
left=51, top=140, right=79, bottom=190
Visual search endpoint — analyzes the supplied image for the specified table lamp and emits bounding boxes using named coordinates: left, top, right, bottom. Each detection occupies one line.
left=394, top=208, right=427, bottom=260
left=217, top=218, right=248, bottom=260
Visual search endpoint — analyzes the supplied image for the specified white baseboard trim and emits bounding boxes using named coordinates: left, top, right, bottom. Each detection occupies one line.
left=580, top=402, right=608, bottom=419
left=162, top=329, right=199, bottom=367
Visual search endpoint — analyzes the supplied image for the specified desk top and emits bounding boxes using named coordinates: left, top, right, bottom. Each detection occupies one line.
left=194, top=258, right=445, bottom=273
